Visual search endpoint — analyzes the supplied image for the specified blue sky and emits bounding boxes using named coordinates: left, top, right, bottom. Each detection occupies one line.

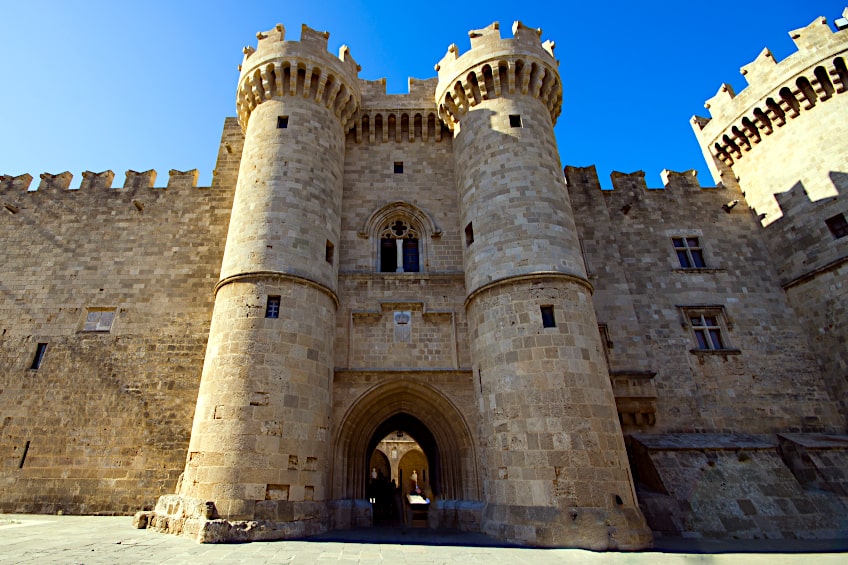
left=1, top=1, right=845, bottom=188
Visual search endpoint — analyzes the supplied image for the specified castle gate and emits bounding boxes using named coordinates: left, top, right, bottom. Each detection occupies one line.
left=331, top=379, right=479, bottom=504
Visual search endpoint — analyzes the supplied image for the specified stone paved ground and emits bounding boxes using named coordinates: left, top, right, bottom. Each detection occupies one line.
left=1, top=515, right=846, bottom=564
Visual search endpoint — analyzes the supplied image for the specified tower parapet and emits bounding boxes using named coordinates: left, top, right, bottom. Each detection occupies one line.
left=236, top=24, right=360, bottom=133
left=692, top=12, right=847, bottom=182
left=691, top=9, right=848, bottom=424
left=435, top=21, right=561, bottom=132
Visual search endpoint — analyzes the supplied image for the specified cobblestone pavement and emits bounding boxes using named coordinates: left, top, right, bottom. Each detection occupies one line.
left=1, top=515, right=846, bottom=564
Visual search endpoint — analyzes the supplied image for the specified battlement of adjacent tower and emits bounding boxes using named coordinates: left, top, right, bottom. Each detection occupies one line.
left=434, top=21, right=562, bottom=130
left=691, top=10, right=848, bottom=170
left=435, top=21, right=556, bottom=77
left=235, top=23, right=361, bottom=132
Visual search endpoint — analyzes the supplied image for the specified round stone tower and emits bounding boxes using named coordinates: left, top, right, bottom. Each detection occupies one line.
left=691, top=13, right=848, bottom=418
left=156, top=24, right=360, bottom=541
left=435, top=22, right=651, bottom=549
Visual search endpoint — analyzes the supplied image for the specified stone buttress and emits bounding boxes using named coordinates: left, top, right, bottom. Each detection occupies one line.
left=435, top=22, right=651, bottom=549
left=147, top=24, right=361, bottom=542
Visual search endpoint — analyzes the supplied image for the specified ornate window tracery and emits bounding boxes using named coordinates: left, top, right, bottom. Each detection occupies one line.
left=360, top=201, right=439, bottom=274
left=379, top=219, right=420, bottom=273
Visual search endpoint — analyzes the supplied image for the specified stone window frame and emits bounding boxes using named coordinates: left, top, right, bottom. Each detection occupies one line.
left=379, top=219, right=421, bottom=273
left=678, top=305, right=741, bottom=355
left=266, top=296, right=281, bottom=319
left=81, top=307, right=116, bottom=333
left=359, top=201, right=442, bottom=274
left=672, top=236, right=706, bottom=269
left=666, top=229, right=724, bottom=273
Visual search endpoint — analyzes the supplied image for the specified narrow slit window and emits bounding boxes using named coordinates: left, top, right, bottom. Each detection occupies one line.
left=465, top=222, right=474, bottom=246
left=394, top=161, right=403, bottom=174
left=325, top=240, right=334, bottom=265
left=825, top=213, right=848, bottom=239
left=541, top=306, right=556, bottom=328
left=509, top=114, right=522, bottom=128
left=30, top=343, right=47, bottom=370
left=266, top=296, right=281, bottom=319
left=277, top=116, right=289, bottom=129
left=19, top=440, right=30, bottom=468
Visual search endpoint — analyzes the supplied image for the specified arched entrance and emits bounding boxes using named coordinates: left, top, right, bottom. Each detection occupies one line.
left=332, top=379, right=479, bottom=504
left=367, top=424, right=430, bottom=525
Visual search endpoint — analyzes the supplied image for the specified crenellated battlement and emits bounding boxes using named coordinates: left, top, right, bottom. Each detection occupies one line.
left=1, top=169, right=202, bottom=193
left=692, top=10, right=848, bottom=171
left=434, top=21, right=562, bottom=130
left=236, top=23, right=361, bottom=133
left=359, top=77, right=438, bottom=108
left=80, top=170, right=116, bottom=191
left=565, top=165, right=713, bottom=193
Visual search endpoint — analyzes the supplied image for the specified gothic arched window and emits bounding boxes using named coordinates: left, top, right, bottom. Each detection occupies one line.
left=379, top=219, right=420, bottom=273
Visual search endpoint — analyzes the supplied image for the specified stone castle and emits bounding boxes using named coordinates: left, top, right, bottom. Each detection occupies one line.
left=1, top=9, right=847, bottom=549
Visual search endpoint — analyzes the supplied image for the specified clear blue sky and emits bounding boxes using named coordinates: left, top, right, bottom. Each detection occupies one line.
left=1, top=1, right=845, bottom=188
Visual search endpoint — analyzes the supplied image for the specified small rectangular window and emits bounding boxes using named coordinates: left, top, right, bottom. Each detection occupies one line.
left=683, top=307, right=731, bottom=351
left=325, top=240, right=334, bottom=265
left=825, top=213, right=848, bottom=239
left=672, top=236, right=706, bottom=268
left=277, top=116, right=289, bottom=129
left=465, top=222, right=474, bottom=246
left=266, top=296, right=281, bottom=319
left=541, top=305, right=556, bottom=328
left=30, top=343, right=47, bottom=370
left=83, top=309, right=115, bottom=332
left=394, top=161, right=403, bottom=174
left=509, top=114, right=522, bottom=128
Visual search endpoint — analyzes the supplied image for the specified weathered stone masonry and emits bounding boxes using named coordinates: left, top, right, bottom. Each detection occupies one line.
left=2, top=10, right=848, bottom=549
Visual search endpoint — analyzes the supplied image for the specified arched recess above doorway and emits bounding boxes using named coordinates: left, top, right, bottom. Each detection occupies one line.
left=332, top=379, right=479, bottom=502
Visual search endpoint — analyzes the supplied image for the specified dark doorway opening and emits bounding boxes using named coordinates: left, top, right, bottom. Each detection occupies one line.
left=365, top=413, right=437, bottom=526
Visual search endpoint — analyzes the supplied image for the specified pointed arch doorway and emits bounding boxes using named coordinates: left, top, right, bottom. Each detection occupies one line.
left=332, top=379, right=480, bottom=522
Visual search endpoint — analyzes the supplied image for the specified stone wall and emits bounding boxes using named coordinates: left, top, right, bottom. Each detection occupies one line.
left=691, top=15, right=848, bottom=422
left=0, top=153, right=235, bottom=513
left=566, top=166, right=845, bottom=435
left=631, top=433, right=848, bottom=539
